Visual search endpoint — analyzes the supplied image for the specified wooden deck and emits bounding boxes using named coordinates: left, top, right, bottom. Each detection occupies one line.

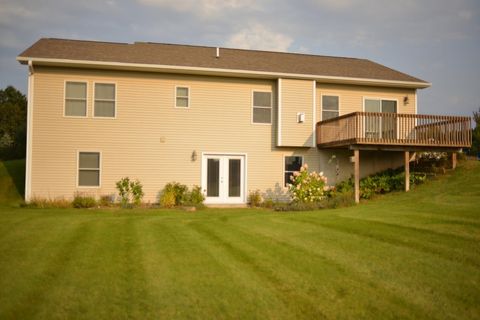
left=316, top=112, right=472, bottom=151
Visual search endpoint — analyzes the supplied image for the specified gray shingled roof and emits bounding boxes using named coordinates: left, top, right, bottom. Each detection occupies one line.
left=18, top=38, right=428, bottom=86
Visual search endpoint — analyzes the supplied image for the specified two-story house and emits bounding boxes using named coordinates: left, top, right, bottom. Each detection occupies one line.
left=17, top=38, right=471, bottom=204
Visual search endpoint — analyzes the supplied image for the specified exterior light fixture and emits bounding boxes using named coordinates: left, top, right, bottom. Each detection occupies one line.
left=191, top=150, right=197, bottom=162
left=403, top=96, right=409, bottom=105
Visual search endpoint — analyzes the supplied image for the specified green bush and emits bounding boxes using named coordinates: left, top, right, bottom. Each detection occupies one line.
left=115, top=177, right=144, bottom=207
left=185, top=185, right=205, bottom=208
left=72, top=194, right=97, bottom=208
left=99, top=194, right=115, bottom=207
left=159, top=183, right=205, bottom=208
left=248, top=190, right=263, bottom=207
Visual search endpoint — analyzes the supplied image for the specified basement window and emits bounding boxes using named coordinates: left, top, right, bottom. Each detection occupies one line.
left=284, top=156, right=303, bottom=187
left=78, top=152, right=101, bottom=187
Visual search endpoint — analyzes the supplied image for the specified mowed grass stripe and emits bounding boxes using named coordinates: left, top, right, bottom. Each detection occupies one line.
left=204, top=216, right=433, bottom=320
left=140, top=217, right=291, bottom=319
left=235, top=213, right=479, bottom=319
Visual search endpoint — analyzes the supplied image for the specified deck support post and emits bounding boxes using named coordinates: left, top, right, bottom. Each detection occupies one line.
left=451, top=152, right=457, bottom=169
left=405, top=151, right=410, bottom=192
left=354, top=149, right=360, bottom=203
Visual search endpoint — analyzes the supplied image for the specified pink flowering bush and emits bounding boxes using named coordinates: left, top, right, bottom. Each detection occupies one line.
left=287, top=163, right=328, bottom=203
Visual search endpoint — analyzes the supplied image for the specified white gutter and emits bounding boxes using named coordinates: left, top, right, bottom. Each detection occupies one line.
left=16, top=56, right=431, bottom=89
left=25, top=60, right=34, bottom=202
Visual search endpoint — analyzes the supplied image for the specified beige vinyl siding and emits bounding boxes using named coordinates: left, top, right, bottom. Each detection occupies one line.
left=316, top=83, right=416, bottom=121
left=279, top=79, right=314, bottom=147
left=30, top=66, right=407, bottom=202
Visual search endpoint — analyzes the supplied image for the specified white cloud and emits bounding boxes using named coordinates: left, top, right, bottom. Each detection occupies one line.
left=137, top=0, right=256, bottom=16
left=225, top=24, right=293, bottom=51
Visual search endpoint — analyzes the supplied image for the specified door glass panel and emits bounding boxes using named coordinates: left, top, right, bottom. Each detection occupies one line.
left=381, top=100, right=397, bottom=139
left=228, top=159, right=241, bottom=197
left=365, top=99, right=381, bottom=138
left=207, top=159, right=220, bottom=197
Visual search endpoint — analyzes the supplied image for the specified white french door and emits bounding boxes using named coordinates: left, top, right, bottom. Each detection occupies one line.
left=202, top=154, right=246, bottom=204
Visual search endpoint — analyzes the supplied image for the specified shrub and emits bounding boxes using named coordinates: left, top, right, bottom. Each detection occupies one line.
left=115, top=177, right=144, bottom=207
left=185, top=185, right=205, bottom=208
left=287, top=163, right=327, bottom=203
left=159, top=190, right=176, bottom=208
left=99, top=194, right=115, bottom=207
left=162, top=182, right=189, bottom=205
left=159, top=183, right=205, bottom=208
left=72, top=193, right=97, bottom=208
left=248, top=190, right=263, bottom=207
left=26, top=197, right=71, bottom=208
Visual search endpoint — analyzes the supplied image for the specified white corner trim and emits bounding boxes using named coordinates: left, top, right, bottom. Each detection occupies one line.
left=25, top=61, right=34, bottom=201
left=277, top=78, right=282, bottom=146
left=414, top=90, right=418, bottom=114
left=312, top=80, right=316, bottom=147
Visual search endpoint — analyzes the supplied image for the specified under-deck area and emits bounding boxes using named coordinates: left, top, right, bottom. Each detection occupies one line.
left=316, top=112, right=472, bottom=202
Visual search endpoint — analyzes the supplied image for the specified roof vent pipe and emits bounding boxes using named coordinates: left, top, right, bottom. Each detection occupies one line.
left=216, top=47, right=220, bottom=58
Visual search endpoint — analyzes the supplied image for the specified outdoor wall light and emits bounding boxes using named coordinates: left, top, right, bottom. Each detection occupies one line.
left=191, top=150, right=197, bottom=162
left=403, top=96, right=409, bottom=105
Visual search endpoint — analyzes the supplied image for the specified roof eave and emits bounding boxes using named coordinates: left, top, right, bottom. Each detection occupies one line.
left=16, top=56, right=431, bottom=89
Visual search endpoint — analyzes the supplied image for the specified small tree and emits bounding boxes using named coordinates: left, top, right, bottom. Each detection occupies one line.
left=115, top=177, right=144, bottom=207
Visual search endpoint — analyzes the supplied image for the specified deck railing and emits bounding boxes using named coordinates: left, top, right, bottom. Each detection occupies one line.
left=316, top=112, right=472, bottom=148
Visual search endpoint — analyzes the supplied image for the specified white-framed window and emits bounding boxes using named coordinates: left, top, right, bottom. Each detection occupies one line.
left=65, top=81, right=87, bottom=117
left=175, top=86, right=190, bottom=108
left=252, top=91, right=272, bottom=124
left=78, top=152, right=101, bottom=187
left=321, top=95, right=339, bottom=121
left=284, top=156, right=303, bottom=187
left=94, top=83, right=116, bottom=117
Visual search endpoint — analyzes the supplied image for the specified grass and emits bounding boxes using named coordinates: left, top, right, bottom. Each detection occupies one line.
left=0, top=160, right=479, bottom=319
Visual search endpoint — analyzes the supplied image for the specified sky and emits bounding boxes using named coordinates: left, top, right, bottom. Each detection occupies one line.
left=1, top=0, right=479, bottom=117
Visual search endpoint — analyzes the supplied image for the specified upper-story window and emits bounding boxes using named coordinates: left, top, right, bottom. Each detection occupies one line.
left=252, top=91, right=272, bottom=124
left=322, top=95, right=339, bottom=120
left=94, top=83, right=116, bottom=118
left=175, top=86, right=190, bottom=108
left=65, top=81, right=87, bottom=117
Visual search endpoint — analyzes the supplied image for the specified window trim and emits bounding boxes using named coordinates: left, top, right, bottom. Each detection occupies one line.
left=76, top=150, right=102, bottom=188
left=362, top=97, right=399, bottom=139
left=64, top=80, right=88, bottom=118
left=362, top=96, right=399, bottom=113
left=251, top=90, right=273, bottom=125
left=320, top=94, right=340, bottom=121
left=93, top=81, right=117, bottom=119
left=283, top=155, right=304, bottom=187
left=174, top=85, right=190, bottom=108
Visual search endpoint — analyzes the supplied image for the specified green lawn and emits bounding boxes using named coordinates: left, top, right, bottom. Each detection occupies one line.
left=0, top=160, right=479, bottom=319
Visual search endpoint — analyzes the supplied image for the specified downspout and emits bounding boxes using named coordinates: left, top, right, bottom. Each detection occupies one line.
left=25, top=60, right=34, bottom=202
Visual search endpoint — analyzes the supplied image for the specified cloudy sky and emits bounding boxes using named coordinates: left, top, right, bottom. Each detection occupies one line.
left=1, top=0, right=479, bottom=116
